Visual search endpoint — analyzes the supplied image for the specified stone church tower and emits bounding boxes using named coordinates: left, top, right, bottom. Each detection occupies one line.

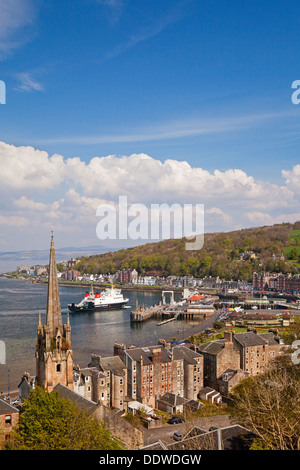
left=35, top=235, right=74, bottom=392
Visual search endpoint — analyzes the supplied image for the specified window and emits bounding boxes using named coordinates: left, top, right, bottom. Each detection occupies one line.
left=56, top=364, right=61, bottom=372
left=5, top=415, right=11, bottom=426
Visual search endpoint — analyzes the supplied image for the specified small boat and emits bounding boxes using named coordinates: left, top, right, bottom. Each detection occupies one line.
left=68, top=284, right=129, bottom=312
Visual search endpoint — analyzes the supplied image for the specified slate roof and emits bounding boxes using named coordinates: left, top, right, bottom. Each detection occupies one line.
left=140, top=440, right=168, bottom=450
left=198, top=339, right=228, bottom=355
left=100, top=356, right=126, bottom=376
left=259, top=332, right=280, bottom=346
left=168, top=424, right=256, bottom=450
left=234, top=331, right=267, bottom=347
left=52, top=383, right=98, bottom=414
left=0, top=399, right=19, bottom=415
left=172, top=345, right=202, bottom=363
left=157, top=392, right=186, bottom=407
left=126, top=345, right=172, bottom=365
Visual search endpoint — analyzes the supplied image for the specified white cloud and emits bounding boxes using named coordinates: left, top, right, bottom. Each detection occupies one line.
left=34, top=110, right=296, bottom=145
left=0, top=0, right=36, bottom=59
left=14, top=72, right=44, bottom=92
left=0, top=141, right=64, bottom=190
left=246, top=210, right=300, bottom=226
left=205, top=207, right=233, bottom=225
left=0, top=214, right=27, bottom=227
left=0, top=140, right=299, bottom=249
left=282, top=164, right=300, bottom=195
left=14, top=196, right=46, bottom=211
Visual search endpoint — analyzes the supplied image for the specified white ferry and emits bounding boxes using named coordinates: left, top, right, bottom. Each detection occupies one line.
left=68, top=284, right=129, bottom=312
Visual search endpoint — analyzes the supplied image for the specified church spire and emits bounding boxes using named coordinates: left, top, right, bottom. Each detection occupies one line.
left=46, top=233, right=62, bottom=337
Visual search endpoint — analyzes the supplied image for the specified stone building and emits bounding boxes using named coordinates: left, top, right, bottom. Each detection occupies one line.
left=0, top=399, right=19, bottom=447
left=35, top=235, right=74, bottom=392
left=232, top=330, right=281, bottom=375
left=172, top=345, right=203, bottom=400
left=216, top=368, right=250, bottom=396
left=198, top=331, right=241, bottom=391
left=88, top=354, right=127, bottom=411
left=73, top=367, right=93, bottom=401
left=123, top=345, right=174, bottom=408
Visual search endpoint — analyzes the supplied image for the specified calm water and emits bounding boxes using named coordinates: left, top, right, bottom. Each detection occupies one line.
left=0, top=277, right=217, bottom=391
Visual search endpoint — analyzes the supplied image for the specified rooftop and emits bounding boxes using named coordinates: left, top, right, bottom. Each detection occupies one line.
left=52, top=383, right=98, bottom=414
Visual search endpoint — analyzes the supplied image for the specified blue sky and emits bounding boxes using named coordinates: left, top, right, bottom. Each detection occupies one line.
left=0, top=0, right=300, bottom=253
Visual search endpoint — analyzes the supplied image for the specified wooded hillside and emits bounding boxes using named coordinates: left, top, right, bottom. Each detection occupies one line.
left=75, top=222, right=300, bottom=282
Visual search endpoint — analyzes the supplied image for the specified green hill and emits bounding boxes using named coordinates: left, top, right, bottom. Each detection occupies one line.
left=75, top=221, right=300, bottom=282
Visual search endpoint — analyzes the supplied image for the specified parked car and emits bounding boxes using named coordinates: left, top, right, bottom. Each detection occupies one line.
left=168, top=417, right=185, bottom=424
left=173, top=431, right=183, bottom=441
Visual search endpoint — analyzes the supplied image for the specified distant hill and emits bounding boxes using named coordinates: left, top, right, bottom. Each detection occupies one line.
left=0, top=245, right=119, bottom=274
left=74, top=221, right=300, bottom=282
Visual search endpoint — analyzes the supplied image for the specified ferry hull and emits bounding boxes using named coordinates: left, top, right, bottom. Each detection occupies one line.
left=68, top=301, right=128, bottom=312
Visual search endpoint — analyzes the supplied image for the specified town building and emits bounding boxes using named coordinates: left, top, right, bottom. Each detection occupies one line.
left=73, top=367, right=93, bottom=401
left=88, top=354, right=127, bottom=411
left=0, top=399, right=19, bottom=447
left=232, top=330, right=281, bottom=375
left=198, top=331, right=241, bottom=392
left=172, top=345, right=203, bottom=400
left=122, top=345, right=174, bottom=408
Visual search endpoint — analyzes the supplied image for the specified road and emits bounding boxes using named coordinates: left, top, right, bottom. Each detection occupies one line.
left=142, top=414, right=232, bottom=447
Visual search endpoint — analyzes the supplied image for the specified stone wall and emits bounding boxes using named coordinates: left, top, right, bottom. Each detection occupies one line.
left=94, top=403, right=144, bottom=450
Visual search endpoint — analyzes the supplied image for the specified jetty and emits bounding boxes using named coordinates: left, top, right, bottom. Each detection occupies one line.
left=130, top=291, right=217, bottom=323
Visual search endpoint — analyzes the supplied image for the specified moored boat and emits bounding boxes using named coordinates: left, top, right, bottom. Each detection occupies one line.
left=68, top=284, right=129, bottom=312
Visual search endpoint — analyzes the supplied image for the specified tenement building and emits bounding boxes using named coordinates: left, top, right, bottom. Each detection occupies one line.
left=198, top=330, right=241, bottom=391
left=112, top=343, right=203, bottom=408
left=232, top=330, right=281, bottom=375
left=88, top=354, right=127, bottom=410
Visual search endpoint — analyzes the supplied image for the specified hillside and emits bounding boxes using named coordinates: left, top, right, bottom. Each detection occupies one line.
left=75, top=221, right=300, bottom=282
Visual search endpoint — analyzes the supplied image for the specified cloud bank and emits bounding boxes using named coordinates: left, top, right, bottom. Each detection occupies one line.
left=0, top=140, right=299, bottom=250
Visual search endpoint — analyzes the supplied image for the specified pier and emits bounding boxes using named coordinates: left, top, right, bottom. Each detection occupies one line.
left=130, top=292, right=217, bottom=323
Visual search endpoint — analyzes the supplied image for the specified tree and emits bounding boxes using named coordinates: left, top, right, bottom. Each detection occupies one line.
left=230, top=356, right=300, bottom=450
left=11, top=387, right=122, bottom=450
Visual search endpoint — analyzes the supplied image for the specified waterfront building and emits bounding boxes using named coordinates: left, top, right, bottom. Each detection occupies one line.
left=35, top=235, right=74, bottom=392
